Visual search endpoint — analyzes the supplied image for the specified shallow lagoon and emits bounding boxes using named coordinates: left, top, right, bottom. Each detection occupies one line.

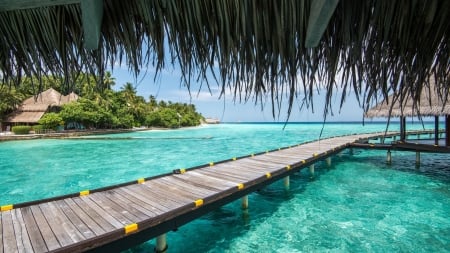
left=0, top=122, right=449, bottom=252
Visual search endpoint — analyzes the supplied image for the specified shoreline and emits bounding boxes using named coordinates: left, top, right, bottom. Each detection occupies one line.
left=0, top=127, right=186, bottom=142
left=0, top=124, right=215, bottom=142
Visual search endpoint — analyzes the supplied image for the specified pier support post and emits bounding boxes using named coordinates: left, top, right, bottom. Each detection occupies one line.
left=326, top=157, right=331, bottom=166
left=309, top=164, right=315, bottom=177
left=416, top=151, right=420, bottom=166
left=435, top=116, right=439, bottom=145
left=387, top=150, right=392, bottom=164
left=284, top=176, right=290, bottom=190
left=446, top=115, right=450, bottom=147
left=241, top=195, right=248, bottom=209
left=155, top=234, right=168, bottom=253
left=400, top=116, right=406, bottom=141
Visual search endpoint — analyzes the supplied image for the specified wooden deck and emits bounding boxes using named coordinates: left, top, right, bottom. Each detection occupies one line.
left=0, top=132, right=415, bottom=252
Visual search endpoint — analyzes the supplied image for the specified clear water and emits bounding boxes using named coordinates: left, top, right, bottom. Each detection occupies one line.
left=0, top=122, right=449, bottom=252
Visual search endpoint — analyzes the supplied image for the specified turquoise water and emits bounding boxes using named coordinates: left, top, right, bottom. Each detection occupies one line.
left=0, top=122, right=449, bottom=252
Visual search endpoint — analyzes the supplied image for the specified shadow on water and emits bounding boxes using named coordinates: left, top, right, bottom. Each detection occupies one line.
left=124, top=159, right=334, bottom=253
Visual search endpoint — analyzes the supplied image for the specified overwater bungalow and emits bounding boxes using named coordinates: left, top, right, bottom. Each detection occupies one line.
left=366, top=77, right=450, bottom=146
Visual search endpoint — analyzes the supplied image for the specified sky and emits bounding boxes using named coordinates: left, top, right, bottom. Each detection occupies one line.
left=110, top=64, right=369, bottom=123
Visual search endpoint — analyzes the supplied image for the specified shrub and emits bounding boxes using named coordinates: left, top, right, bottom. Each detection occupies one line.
left=12, top=125, right=32, bottom=134
left=32, top=125, right=44, bottom=131
left=38, top=113, right=64, bottom=130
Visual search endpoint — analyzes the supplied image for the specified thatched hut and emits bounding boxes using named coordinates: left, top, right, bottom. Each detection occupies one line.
left=366, top=79, right=450, bottom=146
left=3, top=88, right=78, bottom=129
left=0, top=1, right=449, bottom=120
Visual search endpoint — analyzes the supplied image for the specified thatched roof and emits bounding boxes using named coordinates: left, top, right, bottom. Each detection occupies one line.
left=22, top=88, right=67, bottom=107
left=4, top=88, right=78, bottom=123
left=5, top=111, right=47, bottom=123
left=1, top=0, right=449, bottom=118
left=366, top=78, right=450, bottom=118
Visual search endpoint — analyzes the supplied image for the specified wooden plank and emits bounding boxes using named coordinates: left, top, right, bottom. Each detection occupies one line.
left=63, top=198, right=108, bottom=236
left=101, top=191, right=150, bottom=221
left=149, top=180, right=201, bottom=201
left=140, top=182, right=193, bottom=206
left=133, top=183, right=190, bottom=207
left=183, top=171, right=240, bottom=189
left=74, top=197, right=123, bottom=229
left=85, top=194, right=134, bottom=226
left=49, top=201, right=89, bottom=242
left=69, top=198, right=116, bottom=233
left=115, top=187, right=169, bottom=214
left=196, top=168, right=255, bottom=183
left=2, top=211, right=18, bottom=253
left=20, top=207, right=48, bottom=253
left=39, top=202, right=83, bottom=247
left=172, top=173, right=233, bottom=192
left=117, top=186, right=176, bottom=213
left=232, top=160, right=281, bottom=172
left=107, top=190, right=158, bottom=218
left=162, top=175, right=224, bottom=195
left=30, top=205, right=60, bottom=251
left=159, top=177, right=218, bottom=197
left=149, top=179, right=207, bottom=200
left=220, top=163, right=273, bottom=176
left=11, top=209, right=34, bottom=253
left=239, top=158, right=283, bottom=170
left=195, top=170, right=242, bottom=185
left=214, top=163, right=266, bottom=176
left=54, top=200, right=97, bottom=239
left=250, top=156, right=296, bottom=165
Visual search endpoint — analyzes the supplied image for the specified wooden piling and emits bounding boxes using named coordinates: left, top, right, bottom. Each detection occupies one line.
left=155, top=234, right=168, bottom=253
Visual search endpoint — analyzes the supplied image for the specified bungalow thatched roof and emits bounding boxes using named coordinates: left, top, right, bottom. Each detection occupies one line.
left=366, top=78, right=450, bottom=118
left=4, top=88, right=78, bottom=123
left=1, top=0, right=449, bottom=118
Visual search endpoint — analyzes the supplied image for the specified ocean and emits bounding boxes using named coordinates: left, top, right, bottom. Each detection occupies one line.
left=0, top=122, right=449, bottom=252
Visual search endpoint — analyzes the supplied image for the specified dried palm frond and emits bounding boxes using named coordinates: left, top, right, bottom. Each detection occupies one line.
left=0, top=0, right=449, bottom=119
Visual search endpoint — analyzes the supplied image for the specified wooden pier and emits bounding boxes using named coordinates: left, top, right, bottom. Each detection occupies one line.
left=0, top=131, right=445, bottom=252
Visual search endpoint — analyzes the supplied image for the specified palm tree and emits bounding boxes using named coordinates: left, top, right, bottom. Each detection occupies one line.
left=103, top=71, right=116, bottom=90
left=0, top=87, right=25, bottom=117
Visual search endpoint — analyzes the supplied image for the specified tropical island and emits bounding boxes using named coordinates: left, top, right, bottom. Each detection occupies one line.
left=0, top=72, right=204, bottom=134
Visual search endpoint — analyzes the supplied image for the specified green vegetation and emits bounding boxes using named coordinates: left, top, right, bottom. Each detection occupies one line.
left=1, top=72, right=204, bottom=129
left=38, top=113, right=64, bottom=130
left=11, top=126, right=31, bottom=134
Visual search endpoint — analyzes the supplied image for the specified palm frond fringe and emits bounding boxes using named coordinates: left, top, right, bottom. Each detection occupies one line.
left=0, top=0, right=449, bottom=119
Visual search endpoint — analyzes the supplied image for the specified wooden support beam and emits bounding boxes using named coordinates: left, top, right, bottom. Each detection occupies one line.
left=0, top=0, right=79, bottom=11
left=305, top=0, right=340, bottom=47
left=446, top=115, right=450, bottom=147
left=435, top=116, right=439, bottom=145
left=400, top=116, right=406, bottom=141
left=81, top=0, right=103, bottom=50
left=283, top=176, right=290, bottom=190
left=326, top=157, right=331, bottom=166
left=155, top=234, right=168, bottom=253
left=241, top=195, right=248, bottom=210
left=309, top=164, right=315, bottom=177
